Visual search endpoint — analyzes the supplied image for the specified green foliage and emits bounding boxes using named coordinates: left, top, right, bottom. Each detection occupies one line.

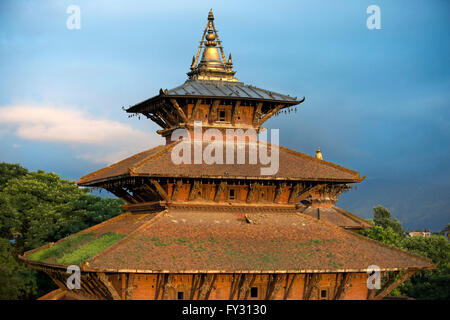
left=56, top=232, right=124, bottom=265
left=360, top=205, right=450, bottom=300
left=360, top=225, right=403, bottom=247
left=0, top=163, right=28, bottom=192
left=400, top=235, right=450, bottom=300
left=27, top=233, right=95, bottom=262
left=0, top=238, right=37, bottom=299
left=0, top=162, right=125, bottom=299
left=372, top=205, right=406, bottom=238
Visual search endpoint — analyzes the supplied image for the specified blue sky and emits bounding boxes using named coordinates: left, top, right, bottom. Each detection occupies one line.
left=0, top=0, right=449, bottom=230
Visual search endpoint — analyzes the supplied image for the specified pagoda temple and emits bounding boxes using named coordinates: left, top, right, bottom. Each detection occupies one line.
left=22, top=10, right=434, bottom=300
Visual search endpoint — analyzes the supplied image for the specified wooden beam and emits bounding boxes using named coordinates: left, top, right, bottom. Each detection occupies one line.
left=252, top=102, right=263, bottom=126
left=303, top=274, right=320, bottom=300
left=190, top=99, right=202, bottom=120
left=189, top=180, right=202, bottom=201
left=258, top=104, right=283, bottom=127
left=125, top=274, right=136, bottom=300
left=244, top=274, right=257, bottom=300
left=246, top=182, right=260, bottom=203
left=373, top=271, right=415, bottom=300
left=236, top=274, right=247, bottom=300
left=288, top=183, right=301, bottom=203
left=170, top=98, right=188, bottom=123
left=266, top=274, right=285, bottom=300
left=190, top=274, right=201, bottom=300
left=81, top=276, right=101, bottom=299
left=231, top=100, right=241, bottom=125
left=274, top=182, right=287, bottom=203
left=146, top=112, right=168, bottom=129
left=265, top=274, right=277, bottom=300
left=333, top=273, right=352, bottom=300
left=172, top=180, right=183, bottom=201
left=197, top=274, right=215, bottom=300
left=296, top=183, right=327, bottom=203
left=204, top=274, right=217, bottom=300
left=195, top=274, right=206, bottom=300
left=130, top=189, right=147, bottom=203
left=208, top=99, right=221, bottom=124
left=150, top=179, right=170, bottom=203
left=90, top=273, right=118, bottom=300
left=283, top=274, right=297, bottom=300
left=155, top=110, right=174, bottom=127
left=106, top=187, right=138, bottom=204
left=229, top=274, right=243, bottom=300
left=160, top=274, right=170, bottom=300
left=214, top=181, right=227, bottom=202
left=154, top=274, right=163, bottom=300
left=141, top=184, right=160, bottom=201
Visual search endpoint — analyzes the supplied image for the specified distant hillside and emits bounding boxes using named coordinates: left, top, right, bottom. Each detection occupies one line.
left=338, top=180, right=449, bottom=232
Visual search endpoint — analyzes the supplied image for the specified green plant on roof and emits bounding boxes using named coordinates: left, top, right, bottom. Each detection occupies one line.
left=27, top=232, right=95, bottom=262
left=207, top=237, right=219, bottom=243
left=151, top=237, right=172, bottom=246
left=56, top=232, right=124, bottom=265
left=174, top=238, right=188, bottom=245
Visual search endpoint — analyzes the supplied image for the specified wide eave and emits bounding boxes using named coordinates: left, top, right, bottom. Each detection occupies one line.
left=77, top=141, right=364, bottom=187
left=126, top=80, right=302, bottom=114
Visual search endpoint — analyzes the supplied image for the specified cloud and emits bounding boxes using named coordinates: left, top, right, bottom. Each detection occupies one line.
left=0, top=104, right=163, bottom=164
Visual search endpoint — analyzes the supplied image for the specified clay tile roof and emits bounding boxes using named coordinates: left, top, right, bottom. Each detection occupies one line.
left=68, top=207, right=433, bottom=273
left=77, top=141, right=363, bottom=186
left=22, top=206, right=434, bottom=273
left=299, top=206, right=373, bottom=230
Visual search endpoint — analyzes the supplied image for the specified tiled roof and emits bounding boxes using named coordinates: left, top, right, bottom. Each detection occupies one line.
left=23, top=205, right=434, bottom=273
left=298, top=206, right=372, bottom=230
left=127, top=80, right=300, bottom=113
left=77, top=141, right=363, bottom=186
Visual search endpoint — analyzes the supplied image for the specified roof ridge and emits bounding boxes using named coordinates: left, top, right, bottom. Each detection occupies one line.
left=333, top=206, right=372, bottom=228
left=77, top=146, right=163, bottom=184
left=247, top=83, right=292, bottom=100
left=277, top=144, right=362, bottom=178
left=294, top=212, right=435, bottom=269
left=130, top=142, right=178, bottom=174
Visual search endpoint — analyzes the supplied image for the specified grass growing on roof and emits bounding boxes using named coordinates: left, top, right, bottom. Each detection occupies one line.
left=56, top=232, right=125, bottom=265
left=27, top=233, right=95, bottom=262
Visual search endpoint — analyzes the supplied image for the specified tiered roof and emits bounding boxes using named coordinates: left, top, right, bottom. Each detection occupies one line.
left=77, top=141, right=363, bottom=186
left=23, top=206, right=434, bottom=273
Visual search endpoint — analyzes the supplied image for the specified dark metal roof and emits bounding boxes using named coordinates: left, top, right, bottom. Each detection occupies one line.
left=167, top=80, right=300, bottom=103
left=127, top=80, right=301, bottom=113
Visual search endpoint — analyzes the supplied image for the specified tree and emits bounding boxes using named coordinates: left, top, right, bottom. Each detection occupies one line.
left=0, top=163, right=28, bottom=192
left=0, top=238, right=37, bottom=299
left=360, top=224, right=403, bottom=247
left=372, top=205, right=405, bottom=238
left=0, top=163, right=125, bottom=299
left=400, top=235, right=450, bottom=300
left=360, top=206, right=450, bottom=300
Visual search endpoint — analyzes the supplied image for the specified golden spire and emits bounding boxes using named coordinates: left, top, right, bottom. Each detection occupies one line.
left=315, top=147, right=323, bottom=160
left=187, top=10, right=238, bottom=82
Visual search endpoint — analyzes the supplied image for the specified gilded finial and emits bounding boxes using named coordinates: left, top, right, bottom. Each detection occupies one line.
left=226, top=53, right=233, bottom=70
left=187, top=10, right=238, bottom=82
left=315, top=147, right=323, bottom=160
